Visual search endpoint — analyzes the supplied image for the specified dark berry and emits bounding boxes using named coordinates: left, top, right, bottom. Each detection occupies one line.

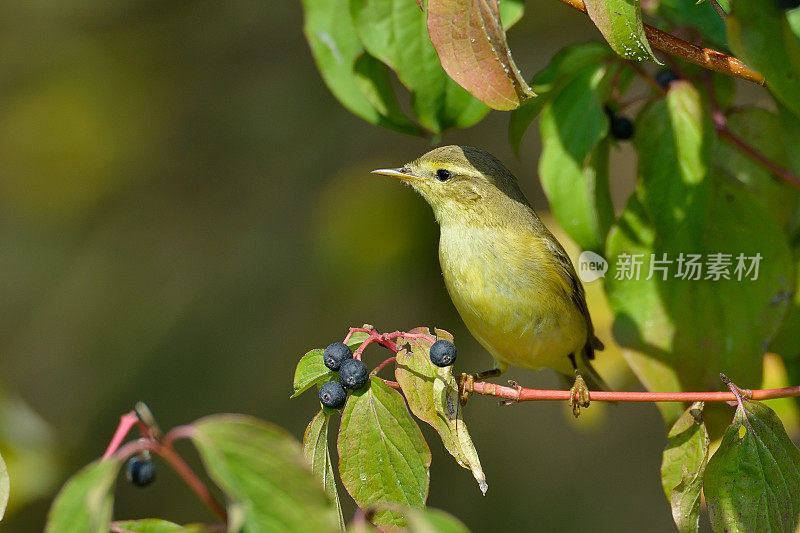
left=430, top=339, right=457, bottom=367
left=323, top=342, right=353, bottom=371
left=338, top=358, right=369, bottom=390
left=125, top=455, right=156, bottom=487
left=319, top=380, right=347, bottom=409
left=655, top=69, right=679, bottom=89
left=610, top=116, right=634, bottom=140
left=777, top=0, right=800, bottom=9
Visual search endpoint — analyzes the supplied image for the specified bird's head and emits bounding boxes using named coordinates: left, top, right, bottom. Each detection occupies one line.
left=371, top=145, right=530, bottom=226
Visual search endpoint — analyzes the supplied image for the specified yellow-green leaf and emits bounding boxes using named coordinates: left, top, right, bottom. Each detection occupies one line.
left=45, top=458, right=120, bottom=533
left=394, top=327, right=486, bottom=493
left=191, top=414, right=340, bottom=532
left=303, top=410, right=345, bottom=532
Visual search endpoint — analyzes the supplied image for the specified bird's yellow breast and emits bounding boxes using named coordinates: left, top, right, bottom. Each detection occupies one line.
left=438, top=224, right=586, bottom=374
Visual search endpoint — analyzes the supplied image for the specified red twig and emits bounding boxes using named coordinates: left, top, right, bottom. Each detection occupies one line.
left=102, top=411, right=140, bottom=460
left=350, top=328, right=800, bottom=405
left=470, top=381, right=800, bottom=403
left=346, top=326, right=436, bottom=360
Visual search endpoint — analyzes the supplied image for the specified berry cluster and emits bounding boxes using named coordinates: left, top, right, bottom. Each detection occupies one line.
left=317, top=338, right=458, bottom=409
left=318, top=342, right=368, bottom=409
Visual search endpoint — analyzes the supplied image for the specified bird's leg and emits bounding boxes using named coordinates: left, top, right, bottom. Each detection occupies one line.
left=457, top=368, right=503, bottom=405
left=568, top=354, right=591, bottom=418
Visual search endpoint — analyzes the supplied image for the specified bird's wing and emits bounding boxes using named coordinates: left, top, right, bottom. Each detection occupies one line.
left=541, top=235, right=603, bottom=358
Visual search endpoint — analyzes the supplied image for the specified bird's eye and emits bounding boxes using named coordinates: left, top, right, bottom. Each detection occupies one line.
left=435, top=168, right=452, bottom=182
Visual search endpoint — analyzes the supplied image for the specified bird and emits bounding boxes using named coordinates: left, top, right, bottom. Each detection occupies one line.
left=372, top=145, right=607, bottom=416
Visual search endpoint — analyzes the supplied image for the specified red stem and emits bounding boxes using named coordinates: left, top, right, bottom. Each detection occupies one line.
left=470, top=381, right=800, bottom=402
left=102, top=411, right=139, bottom=460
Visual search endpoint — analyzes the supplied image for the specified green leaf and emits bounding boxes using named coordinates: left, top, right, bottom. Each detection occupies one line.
left=338, top=377, right=431, bottom=527
left=394, top=327, right=487, bottom=493
left=45, top=458, right=120, bottom=533
left=727, top=0, right=800, bottom=118
left=427, top=0, right=534, bottom=110
left=110, top=520, right=181, bottom=532
left=303, top=410, right=345, bottom=532
left=191, top=414, right=340, bottom=532
left=714, top=107, right=800, bottom=231
left=301, top=0, right=421, bottom=135
left=373, top=504, right=471, bottom=532
left=352, top=54, right=425, bottom=135
left=110, top=519, right=211, bottom=532
left=345, top=331, right=370, bottom=349
left=705, top=400, right=800, bottom=532
left=661, top=402, right=709, bottom=533
left=584, top=0, right=659, bottom=63
left=292, top=349, right=337, bottom=399
left=350, top=0, right=489, bottom=133
left=0, top=451, right=8, bottom=521
left=605, top=83, right=794, bottom=425
left=538, top=64, right=612, bottom=252
left=509, top=42, right=613, bottom=153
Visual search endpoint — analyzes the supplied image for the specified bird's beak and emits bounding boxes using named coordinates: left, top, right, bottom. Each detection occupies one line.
left=370, top=167, right=421, bottom=182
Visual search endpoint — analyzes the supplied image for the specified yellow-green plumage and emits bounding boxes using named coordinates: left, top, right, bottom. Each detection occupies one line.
left=373, top=145, right=606, bottom=390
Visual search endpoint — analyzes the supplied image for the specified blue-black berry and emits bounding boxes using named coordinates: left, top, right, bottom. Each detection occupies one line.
left=655, top=69, right=679, bottom=89
left=777, top=0, right=800, bottom=9
left=430, top=339, right=457, bottom=367
left=125, top=455, right=156, bottom=487
left=610, top=116, right=634, bottom=140
left=339, top=358, right=369, bottom=390
left=319, top=380, right=347, bottom=409
left=323, top=342, right=353, bottom=371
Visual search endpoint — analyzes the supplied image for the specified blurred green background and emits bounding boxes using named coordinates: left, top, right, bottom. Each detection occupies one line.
left=0, top=0, right=695, bottom=530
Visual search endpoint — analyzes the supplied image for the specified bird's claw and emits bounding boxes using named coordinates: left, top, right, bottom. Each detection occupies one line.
left=569, top=374, right=591, bottom=418
left=457, top=373, right=474, bottom=406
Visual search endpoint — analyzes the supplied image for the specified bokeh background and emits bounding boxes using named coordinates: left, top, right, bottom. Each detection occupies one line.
left=0, top=0, right=731, bottom=530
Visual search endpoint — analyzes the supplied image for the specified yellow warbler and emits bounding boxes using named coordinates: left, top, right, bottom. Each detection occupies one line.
left=373, top=145, right=607, bottom=415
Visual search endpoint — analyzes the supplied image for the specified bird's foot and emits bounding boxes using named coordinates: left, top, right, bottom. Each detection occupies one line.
left=568, top=373, right=591, bottom=418
left=457, top=373, right=474, bottom=406
left=457, top=368, right=503, bottom=406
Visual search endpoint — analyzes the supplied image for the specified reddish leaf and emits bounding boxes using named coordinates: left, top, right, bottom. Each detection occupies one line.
left=427, top=0, right=534, bottom=110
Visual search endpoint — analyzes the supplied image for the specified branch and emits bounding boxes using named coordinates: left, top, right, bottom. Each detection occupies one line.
left=556, top=0, right=766, bottom=86
left=350, top=328, right=800, bottom=406
left=469, top=381, right=800, bottom=402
